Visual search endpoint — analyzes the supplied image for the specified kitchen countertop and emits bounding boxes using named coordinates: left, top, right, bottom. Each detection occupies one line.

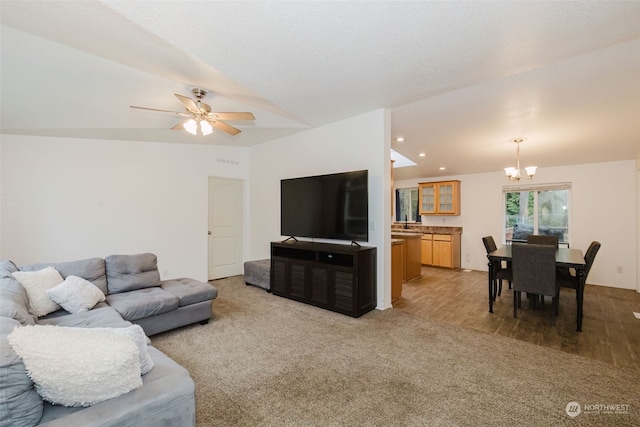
left=391, top=224, right=463, bottom=234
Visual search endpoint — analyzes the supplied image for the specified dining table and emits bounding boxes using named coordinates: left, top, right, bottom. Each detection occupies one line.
left=487, top=245, right=587, bottom=331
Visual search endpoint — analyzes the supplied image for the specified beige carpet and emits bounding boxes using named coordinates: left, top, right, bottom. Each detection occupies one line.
left=151, top=276, right=639, bottom=426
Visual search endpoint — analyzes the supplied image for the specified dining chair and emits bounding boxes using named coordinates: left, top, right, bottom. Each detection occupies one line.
left=482, top=236, right=512, bottom=297
left=526, top=234, right=559, bottom=248
left=557, top=241, right=601, bottom=297
left=526, top=234, right=559, bottom=304
left=511, top=243, right=559, bottom=325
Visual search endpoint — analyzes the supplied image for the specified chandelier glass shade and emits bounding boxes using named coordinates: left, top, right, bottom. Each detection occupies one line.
left=505, top=138, right=536, bottom=181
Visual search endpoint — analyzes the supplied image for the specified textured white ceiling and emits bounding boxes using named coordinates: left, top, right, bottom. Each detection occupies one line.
left=1, top=0, right=639, bottom=179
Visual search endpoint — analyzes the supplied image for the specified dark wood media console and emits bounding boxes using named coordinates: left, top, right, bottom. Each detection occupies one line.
left=270, top=241, right=377, bottom=318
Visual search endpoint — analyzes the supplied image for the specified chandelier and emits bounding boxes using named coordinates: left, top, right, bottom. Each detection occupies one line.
left=504, top=137, right=537, bottom=181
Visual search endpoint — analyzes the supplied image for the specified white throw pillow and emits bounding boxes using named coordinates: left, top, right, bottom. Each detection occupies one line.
left=7, top=325, right=142, bottom=407
left=92, top=325, right=154, bottom=375
left=47, top=275, right=106, bottom=313
left=12, top=267, right=63, bottom=317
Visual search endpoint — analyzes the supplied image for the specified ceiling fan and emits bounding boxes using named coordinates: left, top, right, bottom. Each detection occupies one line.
left=130, top=88, right=255, bottom=136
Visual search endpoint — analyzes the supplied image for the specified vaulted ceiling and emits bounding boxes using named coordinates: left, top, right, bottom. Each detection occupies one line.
left=1, top=1, right=639, bottom=180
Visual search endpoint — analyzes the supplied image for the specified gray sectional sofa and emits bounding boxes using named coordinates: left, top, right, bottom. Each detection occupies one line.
left=0, top=253, right=218, bottom=427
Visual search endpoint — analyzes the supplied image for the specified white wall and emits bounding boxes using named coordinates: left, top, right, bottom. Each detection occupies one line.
left=249, top=109, right=392, bottom=309
left=637, top=156, right=640, bottom=293
left=396, top=160, right=637, bottom=290
left=0, top=135, right=250, bottom=282
left=0, top=139, right=2, bottom=255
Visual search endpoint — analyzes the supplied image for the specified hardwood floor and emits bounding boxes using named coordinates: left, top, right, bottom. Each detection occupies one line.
left=392, top=266, right=640, bottom=370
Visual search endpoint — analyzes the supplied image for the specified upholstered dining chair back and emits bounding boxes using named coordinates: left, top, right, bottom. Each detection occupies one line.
left=557, top=241, right=601, bottom=291
left=482, top=236, right=498, bottom=254
left=512, top=243, right=557, bottom=297
left=583, top=241, right=601, bottom=280
left=526, top=234, right=559, bottom=248
left=512, top=243, right=559, bottom=323
left=482, top=235, right=512, bottom=297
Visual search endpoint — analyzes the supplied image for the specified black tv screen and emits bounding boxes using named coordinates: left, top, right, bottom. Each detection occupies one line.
left=281, top=170, right=369, bottom=242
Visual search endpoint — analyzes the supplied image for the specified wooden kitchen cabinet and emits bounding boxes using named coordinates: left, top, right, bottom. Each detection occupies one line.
left=433, top=234, right=453, bottom=268
left=418, top=180, right=461, bottom=215
left=421, top=233, right=461, bottom=270
left=421, top=234, right=433, bottom=265
left=391, top=233, right=422, bottom=282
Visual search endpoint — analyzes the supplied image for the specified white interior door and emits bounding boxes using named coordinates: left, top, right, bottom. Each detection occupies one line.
left=208, top=177, right=244, bottom=280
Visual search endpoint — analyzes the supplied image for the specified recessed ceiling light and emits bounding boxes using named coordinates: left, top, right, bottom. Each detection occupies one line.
left=396, top=137, right=405, bottom=143
left=439, top=167, right=446, bottom=170
left=418, top=153, right=426, bottom=157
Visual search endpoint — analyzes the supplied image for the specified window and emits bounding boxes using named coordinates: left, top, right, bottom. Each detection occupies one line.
left=395, top=188, right=420, bottom=222
left=503, top=183, right=571, bottom=244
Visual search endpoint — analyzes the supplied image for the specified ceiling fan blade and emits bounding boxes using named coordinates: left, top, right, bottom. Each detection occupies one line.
left=171, top=119, right=189, bottom=131
left=211, top=112, right=255, bottom=121
left=175, top=94, right=200, bottom=114
left=209, top=119, right=241, bottom=136
left=130, top=105, right=189, bottom=116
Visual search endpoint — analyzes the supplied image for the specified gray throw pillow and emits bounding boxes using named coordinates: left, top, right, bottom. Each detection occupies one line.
left=0, top=259, right=18, bottom=279
left=0, top=278, right=36, bottom=325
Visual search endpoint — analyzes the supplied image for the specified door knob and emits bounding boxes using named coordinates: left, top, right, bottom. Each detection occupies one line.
left=208, top=231, right=212, bottom=235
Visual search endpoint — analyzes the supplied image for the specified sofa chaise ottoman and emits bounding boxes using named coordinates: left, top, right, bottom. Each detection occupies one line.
left=243, top=259, right=270, bottom=291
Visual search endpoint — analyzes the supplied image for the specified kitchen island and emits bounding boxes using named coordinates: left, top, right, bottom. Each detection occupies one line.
left=390, top=231, right=422, bottom=281
left=392, top=224, right=462, bottom=270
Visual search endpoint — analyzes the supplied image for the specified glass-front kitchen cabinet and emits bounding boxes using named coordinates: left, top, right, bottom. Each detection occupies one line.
left=418, top=180, right=460, bottom=215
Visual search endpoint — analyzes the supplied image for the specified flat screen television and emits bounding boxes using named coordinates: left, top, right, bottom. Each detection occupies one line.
left=281, top=170, right=368, bottom=242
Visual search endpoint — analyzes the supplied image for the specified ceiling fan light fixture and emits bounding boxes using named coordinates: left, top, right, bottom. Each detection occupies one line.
left=183, top=119, right=198, bottom=135
left=200, top=120, right=213, bottom=136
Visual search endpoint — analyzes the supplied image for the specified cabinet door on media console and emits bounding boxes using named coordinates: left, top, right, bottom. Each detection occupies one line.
left=333, top=266, right=358, bottom=314
left=271, top=256, right=309, bottom=301
left=309, top=262, right=330, bottom=307
left=271, top=257, right=287, bottom=294
left=289, top=260, right=307, bottom=300
left=308, top=262, right=358, bottom=314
